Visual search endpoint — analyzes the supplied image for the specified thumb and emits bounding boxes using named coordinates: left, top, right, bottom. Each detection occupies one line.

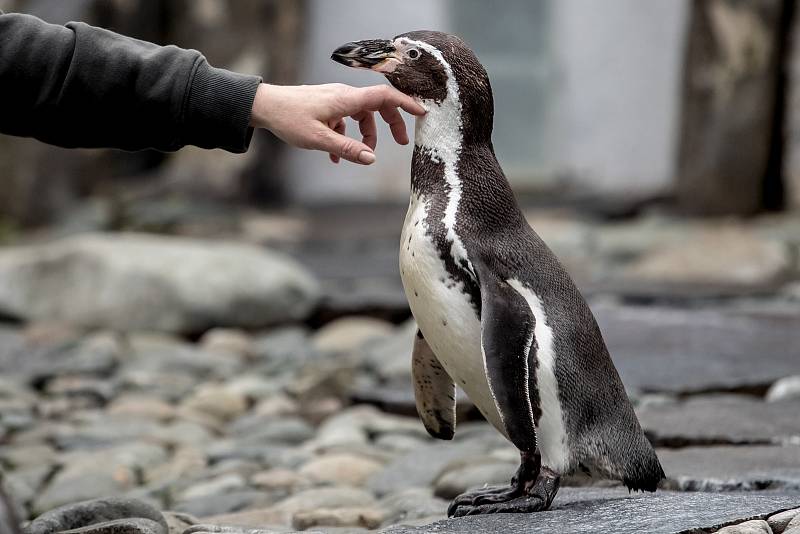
left=317, top=129, right=376, bottom=165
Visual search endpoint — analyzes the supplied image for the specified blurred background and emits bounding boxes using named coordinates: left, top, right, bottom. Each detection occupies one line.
left=0, top=0, right=799, bottom=531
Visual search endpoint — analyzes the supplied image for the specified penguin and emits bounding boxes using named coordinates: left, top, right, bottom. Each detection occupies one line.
left=332, top=31, right=665, bottom=516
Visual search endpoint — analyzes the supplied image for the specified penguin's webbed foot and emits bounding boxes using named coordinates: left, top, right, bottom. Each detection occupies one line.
left=446, top=485, right=521, bottom=516
left=450, top=494, right=548, bottom=516
left=447, top=465, right=561, bottom=517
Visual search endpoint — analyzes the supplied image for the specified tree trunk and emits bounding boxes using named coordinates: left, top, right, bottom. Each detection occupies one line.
left=676, top=0, right=788, bottom=216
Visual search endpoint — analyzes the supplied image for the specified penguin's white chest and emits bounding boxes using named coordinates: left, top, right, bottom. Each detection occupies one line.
left=399, top=194, right=507, bottom=435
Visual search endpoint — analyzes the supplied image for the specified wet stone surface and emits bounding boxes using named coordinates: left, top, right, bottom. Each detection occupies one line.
left=382, top=489, right=800, bottom=534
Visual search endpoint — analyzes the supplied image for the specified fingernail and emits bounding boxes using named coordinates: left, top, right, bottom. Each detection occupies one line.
left=359, top=151, right=376, bottom=164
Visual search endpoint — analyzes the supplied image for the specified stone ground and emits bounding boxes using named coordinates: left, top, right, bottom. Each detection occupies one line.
left=0, top=203, right=799, bottom=533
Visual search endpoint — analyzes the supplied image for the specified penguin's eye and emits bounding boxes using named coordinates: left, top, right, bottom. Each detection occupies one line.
left=407, top=48, right=420, bottom=60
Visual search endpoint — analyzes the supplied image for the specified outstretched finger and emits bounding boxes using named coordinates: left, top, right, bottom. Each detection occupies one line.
left=315, top=127, right=376, bottom=165
left=352, top=110, right=377, bottom=150
left=329, top=119, right=346, bottom=163
left=379, top=106, right=409, bottom=145
left=352, top=85, right=426, bottom=117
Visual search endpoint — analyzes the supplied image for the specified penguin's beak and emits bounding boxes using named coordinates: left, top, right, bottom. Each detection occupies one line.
left=331, top=39, right=400, bottom=72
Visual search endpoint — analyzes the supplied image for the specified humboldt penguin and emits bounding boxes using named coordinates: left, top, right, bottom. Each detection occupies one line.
left=332, top=31, right=665, bottom=516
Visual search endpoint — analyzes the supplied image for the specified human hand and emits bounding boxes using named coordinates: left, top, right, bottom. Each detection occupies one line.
left=250, top=83, right=425, bottom=164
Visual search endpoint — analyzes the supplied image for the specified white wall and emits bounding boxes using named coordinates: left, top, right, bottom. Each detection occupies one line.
left=285, top=0, right=448, bottom=203
left=550, top=0, right=689, bottom=196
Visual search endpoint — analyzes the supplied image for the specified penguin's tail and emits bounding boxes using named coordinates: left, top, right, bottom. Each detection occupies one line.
left=622, top=445, right=666, bottom=492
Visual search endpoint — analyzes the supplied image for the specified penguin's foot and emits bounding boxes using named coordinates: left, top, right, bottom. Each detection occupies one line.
left=447, top=466, right=561, bottom=517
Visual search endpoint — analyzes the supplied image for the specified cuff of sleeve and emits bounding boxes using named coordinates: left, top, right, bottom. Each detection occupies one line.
left=183, top=59, right=262, bottom=153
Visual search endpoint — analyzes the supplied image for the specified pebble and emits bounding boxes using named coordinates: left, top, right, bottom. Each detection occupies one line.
left=252, top=394, right=300, bottom=417
left=228, top=415, right=314, bottom=446
left=378, top=488, right=449, bottom=524
left=108, top=395, right=178, bottom=421
left=770, top=508, right=800, bottom=533
left=181, top=385, right=249, bottom=422
left=291, top=507, right=385, bottom=530
left=299, top=453, right=385, bottom=487
left=179, top=474, right=247, bottom=501
left=198, top=329, right=254, bottom=360
left=433, top=460, right=516, bottom=499
left=715, top=520, right=773, bottom=534
left=767, top=376, right=800, bottom=402
left=311, top=317, right=395, bottom=354
left=250, top=468, right=310, bottom=492
left=786, top=512, right=800, bottom=533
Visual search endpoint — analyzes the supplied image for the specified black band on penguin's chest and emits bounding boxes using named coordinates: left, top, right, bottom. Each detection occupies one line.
left=411, top=146, right=482, bottom=315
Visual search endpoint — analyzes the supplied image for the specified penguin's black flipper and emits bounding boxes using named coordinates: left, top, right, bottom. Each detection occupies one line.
left=479, top=271, right=539, bottom=453
left=412, top=329, right=457, bottom=440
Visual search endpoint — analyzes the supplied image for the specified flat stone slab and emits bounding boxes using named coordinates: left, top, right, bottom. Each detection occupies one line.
left=593, top=303, right=800, bottom=394
left=658, top=445, right=800, bottom=491
left=382, top=489, right=800, bottom=534
left=638, top=395, right=800, bottom=446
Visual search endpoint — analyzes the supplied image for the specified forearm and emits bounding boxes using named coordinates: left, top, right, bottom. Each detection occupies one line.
left=0, top=13, right=261, bottom=152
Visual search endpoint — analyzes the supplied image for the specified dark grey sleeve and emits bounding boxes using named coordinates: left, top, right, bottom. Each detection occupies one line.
left=0, top=12, right=262, bottom=153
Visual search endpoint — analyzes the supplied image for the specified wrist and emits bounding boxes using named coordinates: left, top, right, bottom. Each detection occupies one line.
left=250, top=83, right=275, bottom=130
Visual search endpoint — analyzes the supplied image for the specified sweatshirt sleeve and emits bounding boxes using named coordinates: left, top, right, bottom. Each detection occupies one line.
left=0, top=12, right=262, bottom=153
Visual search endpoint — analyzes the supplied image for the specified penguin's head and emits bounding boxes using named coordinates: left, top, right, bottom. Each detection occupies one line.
left=332, top=31, right=493, bottom=142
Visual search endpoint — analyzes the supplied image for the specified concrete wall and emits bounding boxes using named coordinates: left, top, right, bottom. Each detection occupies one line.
left=550, top=0, right=688, bottom=196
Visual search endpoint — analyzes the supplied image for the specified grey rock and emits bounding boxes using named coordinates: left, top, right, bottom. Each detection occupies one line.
left=160, top=512, right=197, bottom=534
left=593, top=303, right=800, bottom=395
left=15, top=334, right=120, bottom=386
left=788, top=512, right=800, bottom=532
left=768, top=376, right=800, bottom=402
left=312, top=317, right=394, bottom=354
left=251, top=327, right=318, bottom=373
left=33, top=471, right=133, bottom=515
left=380, top=489, right=800, bottom=534
left=620, top=228, right=791, bottom=288
left=50, top=418, right=165, bottom=450
left=204, top=442, right=310, bottom=469
left=299, top=454, right=385, bottom=487
left=124, top=334, right=242, bottom=381
left=769, top=508, right=800, bottom=534
left=367, top=433, right=507, bottom=496
left=433, top=461, right=516, bottom=499
left=228, top=416, right=315, bottom=446
left=24, top=498, right=166, bottom=534
left=55, top=518, right=166, bottom=534
left=178, top=474, right=247, bottom=501
left=659, top=445, right=800, bottom=491
left=637, top=395, right=800, bottom=446
left=33, top=444, right=168, bottom=513
left=182, top=526, right=291, bottom=534
left=198, top=329, right=254, bottom=360
left=715, top=519, right=772, bottom=534
left=180, top=386, right=248, bottom=422
left=198, top=488, right=377, bottom=528
left=3, top=465, right=53, bottom=508
left=0, top=233, right=319, bottom=333
left=0, top=483, right=20, bottom=534
left=360, top=322, right=417, bottom=382
left=291, top=507, right=384, bottom=530
left=378, top=489, right=448, bottom=525
left=173, top=492, right=272, bottom=518
left=373, top=434, right=430, bottom=454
